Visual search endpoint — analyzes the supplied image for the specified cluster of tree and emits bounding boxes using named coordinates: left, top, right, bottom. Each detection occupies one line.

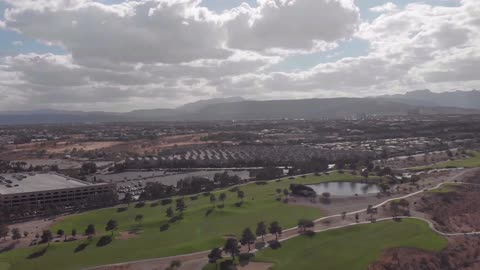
left=213, top=172, right=242, bottom=187
left=251, top=167, right=284, bottom=181
left=139, top=182, right=176, bottom=201
left=289, top=184, right=316, bottom=197
left=80, top=162, right=97, bottom=175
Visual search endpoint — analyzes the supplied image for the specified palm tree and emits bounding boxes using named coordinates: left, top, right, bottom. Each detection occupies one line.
left=255, top=221, right=267, bottom=241
left=219, top=193, right=227, bottom=207
left=240, top=227, right=256, bottom=251
left=224, top=238, right=240, bottom=260
left=268, top=221, right=282, bottom=241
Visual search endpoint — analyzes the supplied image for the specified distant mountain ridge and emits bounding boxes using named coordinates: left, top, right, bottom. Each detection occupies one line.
left=378, top=89, right=480, bottom=109
left=1, top=91, right=480, bottom=125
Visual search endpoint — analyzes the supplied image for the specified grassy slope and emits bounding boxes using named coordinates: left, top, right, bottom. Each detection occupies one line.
left=411, top=151, right=480, bottom=171
left=0, top=172, right=366, bottom=270
left=253, top=219, right=447, bottom=270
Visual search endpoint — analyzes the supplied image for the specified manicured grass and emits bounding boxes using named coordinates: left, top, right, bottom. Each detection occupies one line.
left=253, top=219, right=447, bottom=270
left=0, top=172, right=368, bottom=270
left=411, top=151, right=480, bottom=171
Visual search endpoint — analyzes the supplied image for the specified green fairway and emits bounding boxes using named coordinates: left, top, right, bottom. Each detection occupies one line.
left=253, top=219, right=447, bottom=270
left=0, top=172, right=368, bottom=270
left=428, top=183, right=461, bottom=193
left=411, top=151, right=480, bottom=171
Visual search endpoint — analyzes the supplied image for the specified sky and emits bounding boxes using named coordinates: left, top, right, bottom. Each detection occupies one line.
left=0, top=0, right=478, bottom=112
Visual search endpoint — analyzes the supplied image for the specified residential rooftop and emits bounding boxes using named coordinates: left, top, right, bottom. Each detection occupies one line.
left=0, top=173, right=102, bottom=195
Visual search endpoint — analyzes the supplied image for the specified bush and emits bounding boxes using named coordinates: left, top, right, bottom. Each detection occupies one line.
left=135, top=202, right=146, bottom=208
left=217, top=204, right=225, bottom=209
left=229, top=187, right=239, bottom=192
left=190, top=195, right=198, bottom=201
left=234, top=201, right=243, bottom=207
left=117, top=207, right=128, bottom=213
left=239, top=253, right=255, bottom=262
left=160, top=223, right=170, bottom=232
left=205, top=208, right=214, bottom=216
left=203, top=192, right=211, bottom=197
left=161, top=198, right=173, bottom=205
left=269, top=240, right=282, bottom=250
left=96, top=235, right=113, bottom=247
left=290, top=184, right=316, bottom=197
left=150, top=202, right=159, bottom=207
left=301, top=175, right=307, bottom=178
left=219, top=260, right=235, bottom=270
left=304, top=230, right=316, bottom=237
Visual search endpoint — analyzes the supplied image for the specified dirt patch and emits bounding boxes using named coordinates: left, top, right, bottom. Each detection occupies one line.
left=369, top=237, right=480, bottom=270
left=117, top=231, right=141, bottom=240
left=416, top=184, right=480, bottom=233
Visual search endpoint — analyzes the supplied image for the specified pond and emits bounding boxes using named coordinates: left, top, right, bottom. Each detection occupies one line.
left=307, top=182, right=381, bottom=197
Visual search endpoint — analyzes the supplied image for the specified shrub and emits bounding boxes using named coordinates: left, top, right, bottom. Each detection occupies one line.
left=190, top=195, right=198, bottom=201
left=160, top=223, right=170, bottom=232
left=150, top=202, right=159, bottom=207
left=239, top=253, right=255, bottom=262
left=217, top=204, right=225, bottom=209
left=203, top=192, right=211, bottom=197
left=117, top=207, right=128, bottom=213
left=304, top=230, right=316, bottom=237
left=161, top=198, right=173, bottom=205
left=269, top=240, right=282, bottom=250
left=301, top=175, right=307, bottom=178
left=96, top=235, right=113, bottom=247
left=219, top=260, right=235, bottom=270
left=135, top=202, right=146, bottom=208
left=290, top=184, right=316, bottom=197
left=229, top=187, right=239, bottom=192
left=234, top=201, right=243, bottom=207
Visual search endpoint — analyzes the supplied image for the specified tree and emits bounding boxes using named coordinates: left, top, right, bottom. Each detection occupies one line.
left=237, top=190, right=245, bottom=202
left=41, top=230, right=53, bottom=246
left=240, top=227, right=256, bottom=251
left=283, top=188, right=289, bottom=198
left=11, top=228, right=22, bottom=240
left=207, top=247, right=223, bottom=270
left=135, top=214, right=144, bottom=225
left=210, top=194, right=217, bottom=206
left=71, top=229, right=77, bottom=238
left=124, top=192, right=133, bottom=206
left=355, top=213, right=360, bottom=223
left=0, top=224, right=9, bottom=240
left=57, top=229, right=65, bottom=238
left=176, top=198, right=186, bottom=212
left=85, top=224, right=96, bottom=236
left=105, top=219, right=118, bottom=235
left=256, top=221, right=267, bottom=242
left=219, top=193, right=227, bottom=206
left=224, top=238, right=240, bottom=260
left=297, top=219, right=314, bottom=232
left=166, top=206, right=174, bottom=218
left=341, top=212, right=347, bottom=220
left=268, top=221, right=282, bottom=241
left=23, top=231, right=29, bottom=238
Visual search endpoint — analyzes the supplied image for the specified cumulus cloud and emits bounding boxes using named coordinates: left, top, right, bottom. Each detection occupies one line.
left=0, top=0, right=479, bottom=111
left=225, top=0, right=360, bottom=53
left=370, top=2, right=397, bottom=13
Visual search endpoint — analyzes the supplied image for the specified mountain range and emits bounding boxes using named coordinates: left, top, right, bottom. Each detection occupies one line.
left=1, top=90, right=479, bottom=125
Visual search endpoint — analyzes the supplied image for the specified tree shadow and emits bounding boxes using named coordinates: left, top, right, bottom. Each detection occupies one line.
left=74, top=243, right=89, bottom=253
left=27, top=247, right=48, bottom=259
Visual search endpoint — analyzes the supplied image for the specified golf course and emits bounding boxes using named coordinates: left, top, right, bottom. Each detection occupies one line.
left=253, top=219, right=447, bottom=270
left=0, top=172, right=374, bottom=270
left=411, top=151, right=480, bottom=171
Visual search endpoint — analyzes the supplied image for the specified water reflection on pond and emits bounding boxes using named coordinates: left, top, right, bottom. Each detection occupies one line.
left=307, top=182, right=381, bottom=196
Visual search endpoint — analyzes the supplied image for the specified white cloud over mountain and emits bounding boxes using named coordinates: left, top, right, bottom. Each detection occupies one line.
left=0, top=0, right=479, bottom=111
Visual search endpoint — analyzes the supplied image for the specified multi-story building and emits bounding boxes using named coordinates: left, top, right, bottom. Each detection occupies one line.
left=0, top=172, right=115, bottom=208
